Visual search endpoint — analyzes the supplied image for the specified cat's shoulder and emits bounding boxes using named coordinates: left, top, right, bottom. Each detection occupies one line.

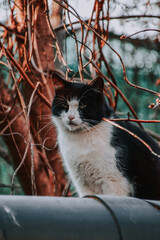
left=111, top=118, right=160, bottom=154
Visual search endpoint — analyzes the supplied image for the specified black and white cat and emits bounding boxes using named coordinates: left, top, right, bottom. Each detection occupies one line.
left=52, top=73, right=160, bottom=200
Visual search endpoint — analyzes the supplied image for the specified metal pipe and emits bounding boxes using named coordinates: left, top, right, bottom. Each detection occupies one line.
left=0, top=195, right=159, bottom=240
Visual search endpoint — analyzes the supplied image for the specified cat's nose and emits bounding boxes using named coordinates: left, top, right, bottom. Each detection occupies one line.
left=68, top=115, right=75, bottom=121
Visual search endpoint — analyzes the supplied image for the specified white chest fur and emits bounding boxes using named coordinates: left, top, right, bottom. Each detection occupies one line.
left=56, top=120, right=133, bottom=197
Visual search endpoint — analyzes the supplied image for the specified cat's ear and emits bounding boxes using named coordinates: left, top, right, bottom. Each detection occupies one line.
left=52, top=72, right=67, bottom=88
left=89, top=76, right=104, bottom=92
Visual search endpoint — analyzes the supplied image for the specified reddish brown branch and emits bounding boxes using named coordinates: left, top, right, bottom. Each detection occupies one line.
left=103, top=118, right=160, bottom=159
left=53, top=0, right=160, bottom=98
left=54, top=15, right=160, bottom=32
left=0, top=23, right=24, bottom=39
left=84, top=53, right=143, bottom=128
left=108, top=118, right=160, bottom=123
left=109, top=15, right=160, bottom=20
left=43, top=0, right=72, bottom=72
left=120, top=29, right=160, bottom=40
left=0, top=43, right=52, bottom=108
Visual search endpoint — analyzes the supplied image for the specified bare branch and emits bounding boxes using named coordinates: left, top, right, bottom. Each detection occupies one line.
left=120, top=29, right=160, bottom=40
left=0, top=43, right=52, bottom=108
left=103, top=118, right=160, bottom=159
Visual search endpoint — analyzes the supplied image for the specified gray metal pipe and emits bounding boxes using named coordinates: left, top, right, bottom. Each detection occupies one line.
left=0, top=195, right=159, bottom=240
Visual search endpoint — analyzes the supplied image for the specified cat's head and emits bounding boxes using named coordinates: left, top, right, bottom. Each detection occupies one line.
left=52, top=73, right=111, bottom=132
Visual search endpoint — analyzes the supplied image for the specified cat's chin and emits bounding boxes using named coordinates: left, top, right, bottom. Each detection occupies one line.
left=65, top=123, right=83, bottom=132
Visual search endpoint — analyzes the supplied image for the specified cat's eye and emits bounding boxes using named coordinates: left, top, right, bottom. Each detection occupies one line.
left=62, top=103, right=68, bottom=109
left=79, top=104, right=87, bottom=109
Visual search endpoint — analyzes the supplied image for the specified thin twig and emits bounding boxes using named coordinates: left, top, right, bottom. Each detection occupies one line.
left=53, top=15, right=160, bottom=32
left=44, top=0, right=72, bottom=72
left=103, top=118, right=160, bottom=159
left=120, top=29, right=160, bottom=40
left=84, top=53, right=143, bottom=128
left=53, top=0, right=160, bottom=97
left=0, top=183, right=21, bottom=189
left=0, top=42, right=52, bottom=108
left=109, top=118, right=160, bottom=123
left=0, top=111, right=23, bottom=137
left=11, top=142, right=29, bottom=195
left=27, top=82, right=41, bottom=195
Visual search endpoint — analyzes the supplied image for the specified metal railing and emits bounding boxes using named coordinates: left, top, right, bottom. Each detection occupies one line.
left=0, top=195, right=160, bottom=240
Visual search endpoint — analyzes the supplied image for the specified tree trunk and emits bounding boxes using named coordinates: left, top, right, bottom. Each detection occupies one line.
left=0, top=0, right=67, bottom=196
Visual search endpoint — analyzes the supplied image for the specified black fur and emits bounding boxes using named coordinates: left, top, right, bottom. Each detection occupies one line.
left=111, top=121, right=160, bottom=199
left=52, top=76, right=113, bottom=126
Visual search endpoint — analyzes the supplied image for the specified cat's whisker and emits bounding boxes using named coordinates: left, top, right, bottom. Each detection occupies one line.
left=81, top=123, right=92, bottom=132
left=83, top=124, right=100, bottom=141
left=82, top=118, right=100, bottom=125
left=54, top=96, right=67, bottom=102
left=79, top=95, right=87, bottom=102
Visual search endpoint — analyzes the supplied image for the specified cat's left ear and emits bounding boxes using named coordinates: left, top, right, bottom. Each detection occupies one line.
left=89, top=76, right=104, bottom=92
left=52, top=72, right=67, bottom=88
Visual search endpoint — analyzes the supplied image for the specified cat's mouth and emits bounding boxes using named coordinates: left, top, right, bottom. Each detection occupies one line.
left=68, top=121, right=77, bottom=125
left=66, top=120, right=83, bottom=132
left=68, top=121, right=80, bottom=128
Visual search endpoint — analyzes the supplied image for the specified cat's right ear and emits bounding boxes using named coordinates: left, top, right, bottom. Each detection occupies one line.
left=89, top=76, right=104, bottom=92
left=52, top=72, right=67, bottom=88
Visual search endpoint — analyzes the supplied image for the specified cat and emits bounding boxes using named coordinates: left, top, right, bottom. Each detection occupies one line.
left=52, top=73, right=160, bottom=200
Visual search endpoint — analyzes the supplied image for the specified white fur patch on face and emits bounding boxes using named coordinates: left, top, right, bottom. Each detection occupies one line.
left=60, top=99, right=83, bottom=132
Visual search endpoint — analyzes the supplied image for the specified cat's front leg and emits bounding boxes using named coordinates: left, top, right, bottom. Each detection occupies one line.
left=74, top=181, right=96, bottom=197
left=101, top=176, right=133, bottom=196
